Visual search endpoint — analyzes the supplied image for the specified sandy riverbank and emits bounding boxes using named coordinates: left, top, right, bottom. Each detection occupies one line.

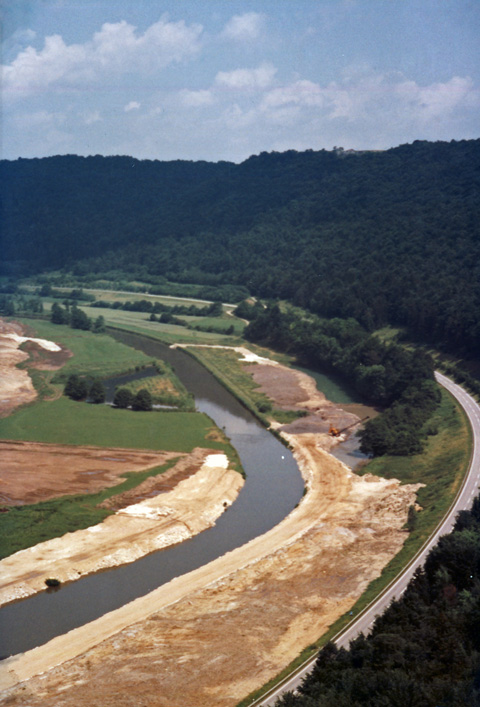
left=0, top=450, right=243, bottom=606
left=0, top=340, right=421, bottom=705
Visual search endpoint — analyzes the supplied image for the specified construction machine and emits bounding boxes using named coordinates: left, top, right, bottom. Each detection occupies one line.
left=329, top=416, right=369, bottom=437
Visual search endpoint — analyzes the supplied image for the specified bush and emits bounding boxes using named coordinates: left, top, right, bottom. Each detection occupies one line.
left=64, top=374, right=88, bottom=401
left=88, top=379, right=106, bottom=404
left=113, top=387, right=134, bottom=409
left=132, top=388, right=153, bottom=411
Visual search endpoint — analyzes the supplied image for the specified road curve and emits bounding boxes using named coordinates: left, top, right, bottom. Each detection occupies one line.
left=257, top=372, right=480, bottom=706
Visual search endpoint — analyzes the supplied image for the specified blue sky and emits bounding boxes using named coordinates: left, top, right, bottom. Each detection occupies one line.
left=2, top=0, right=479, bottom=162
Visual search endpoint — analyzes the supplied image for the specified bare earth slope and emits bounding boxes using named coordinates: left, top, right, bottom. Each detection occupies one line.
left=0, top=347, right=421, bottom=706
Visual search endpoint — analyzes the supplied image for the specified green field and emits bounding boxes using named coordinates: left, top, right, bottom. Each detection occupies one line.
left=18, top=318, right=151, bottom=380
left=81, top=306, right=240, bottom=344
left=0, top=395, right=225, bottom=451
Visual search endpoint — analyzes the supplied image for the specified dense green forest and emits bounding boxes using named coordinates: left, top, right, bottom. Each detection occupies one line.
left=275, top=497, right=480, bottom=706
left=1, top=139, right=479, bottom=356
left=244, top=304, right=440, bottom=456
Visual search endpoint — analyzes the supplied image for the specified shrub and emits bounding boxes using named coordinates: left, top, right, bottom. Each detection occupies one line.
left=64, top=374, right=88, bottom=401
left=132, top=388, right=153, bottom=411
left=113, top=387, right=134, bottom=409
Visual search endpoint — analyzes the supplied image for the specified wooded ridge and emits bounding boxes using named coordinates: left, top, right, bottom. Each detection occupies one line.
left=1, top=139, right=479, bottom=357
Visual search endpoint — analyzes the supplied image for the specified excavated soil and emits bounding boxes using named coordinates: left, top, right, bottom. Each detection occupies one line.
left=0, top=440, right=181, bottom=506
left=0, top=348, right=422, bottom=706
left=0, top=320, right=71, bottom=418
left=0, top=450, right=243, bottom=606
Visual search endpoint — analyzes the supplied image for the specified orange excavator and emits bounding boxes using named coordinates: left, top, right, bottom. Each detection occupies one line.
left=329, top=416, right=369, bottom=437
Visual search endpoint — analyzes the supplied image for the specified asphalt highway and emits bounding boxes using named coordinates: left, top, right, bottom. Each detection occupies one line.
left=257, top=372, right=480, bottom=706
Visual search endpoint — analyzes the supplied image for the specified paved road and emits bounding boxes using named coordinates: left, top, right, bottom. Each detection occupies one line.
left=257, top=372, right=480, bottom=706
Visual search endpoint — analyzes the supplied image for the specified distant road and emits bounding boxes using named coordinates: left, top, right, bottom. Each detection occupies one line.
left=256, top=372, right=480, bottom=706
left=81, top=287, right=237, bottom=309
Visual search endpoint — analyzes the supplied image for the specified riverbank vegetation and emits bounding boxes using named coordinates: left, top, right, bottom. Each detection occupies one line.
left=244, top=304, right=440, bottom=456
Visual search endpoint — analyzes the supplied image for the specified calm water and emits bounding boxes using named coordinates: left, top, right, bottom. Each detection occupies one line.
left=0, top=332, right=304, bottom=657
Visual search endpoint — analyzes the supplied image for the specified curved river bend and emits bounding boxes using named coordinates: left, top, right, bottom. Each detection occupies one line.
left=0, top=332, right=304, bottom=657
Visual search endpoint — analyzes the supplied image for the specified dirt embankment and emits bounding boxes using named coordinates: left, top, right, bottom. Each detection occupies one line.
left=0, top=450, right=243, bottom=607
left=0, top=320, right=71, bottom=418
left=0, top=349, right=422, bottom=706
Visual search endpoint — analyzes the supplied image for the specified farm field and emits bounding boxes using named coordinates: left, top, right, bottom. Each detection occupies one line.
left=0, top=318, right=240, bottom=558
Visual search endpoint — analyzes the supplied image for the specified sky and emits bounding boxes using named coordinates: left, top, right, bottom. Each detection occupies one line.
left=2, top=0, right=480, bottom=163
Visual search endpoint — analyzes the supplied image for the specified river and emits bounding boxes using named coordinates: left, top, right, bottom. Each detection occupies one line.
left=0, top=332, right=305, bottom=657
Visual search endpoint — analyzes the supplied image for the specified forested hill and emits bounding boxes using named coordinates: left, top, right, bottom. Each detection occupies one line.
left=1, top=139, right=479, bottom=355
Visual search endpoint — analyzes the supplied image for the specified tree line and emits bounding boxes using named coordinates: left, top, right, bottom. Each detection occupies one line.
left=2, top=139, right=479, bottom=358
left=244, top=304, right=440, bottom=456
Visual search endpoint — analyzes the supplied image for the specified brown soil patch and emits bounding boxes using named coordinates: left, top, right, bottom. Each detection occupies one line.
left=0, top=451, right=243, bottom=607
left=21, top=339, right=72, bottom=371
left=0, top=440, right=180, bottom=506
left=246, top=362, right=360, bottom=442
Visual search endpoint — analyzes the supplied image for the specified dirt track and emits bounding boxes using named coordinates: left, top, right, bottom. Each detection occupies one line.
left=0, top=345, right=422, bottom=706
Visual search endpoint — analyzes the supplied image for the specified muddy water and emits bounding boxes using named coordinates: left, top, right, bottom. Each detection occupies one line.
left=0, top=332, right=304, bottom=657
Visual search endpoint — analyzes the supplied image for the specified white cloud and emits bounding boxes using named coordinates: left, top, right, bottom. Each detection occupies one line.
left=261, top=80, right=325, bottom=110
left=395, top=76, right=477, bottom=122
left=124, top=101, right=141, bottom=112
left=215, top=63, right=276, bottom=91
left=3, top=17, right=203, bottom=101
left=222, top=12, right=264, bottom=41
left=178, top=89, right=213, bottom=107
left=85, top=110, right=102, bottom=124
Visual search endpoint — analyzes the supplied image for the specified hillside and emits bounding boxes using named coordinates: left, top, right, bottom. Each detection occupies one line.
left=1, top=139, right=479, bottom=354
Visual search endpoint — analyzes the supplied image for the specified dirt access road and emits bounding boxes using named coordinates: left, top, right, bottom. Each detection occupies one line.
left=0, top=341, right=422, bottom=707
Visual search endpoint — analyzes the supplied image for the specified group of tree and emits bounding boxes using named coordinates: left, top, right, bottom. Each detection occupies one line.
left=64, top=375, right=153, bottom=410
left=0, top=294, right=43, bottom=317
left=113, top=387, right=152, bottom=411
left=64, top=374, right=105, bottom=403
left=276, top=495, right=480, bottom=706
left=91, top=297, right=223, bottom=317
left=51, top=302, right=105, bottom=333
left=244, top=304, right=439, bottom=456
left=2, top=140, right=479, bottom=358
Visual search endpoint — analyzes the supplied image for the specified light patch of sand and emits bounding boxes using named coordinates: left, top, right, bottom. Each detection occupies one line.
left=171, top=343, right=278, bottom=366
left=4, top=333, right=61, bottom=352
left=0, top=453, right=243, bottom=606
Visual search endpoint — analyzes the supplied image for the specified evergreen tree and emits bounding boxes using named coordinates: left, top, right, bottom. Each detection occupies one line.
left=132, top=388, right=153, bottom=411
left=92, top=315, right=106, bottom=333
left=51, top=302, right=68, bottom=324
left=64, top=374, right=88, bottom=400
left=113, top=388, right=134, bottom=409
left=70, top=305, right=91, bottom=330
left=88, top=379, right=105, bottom=404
